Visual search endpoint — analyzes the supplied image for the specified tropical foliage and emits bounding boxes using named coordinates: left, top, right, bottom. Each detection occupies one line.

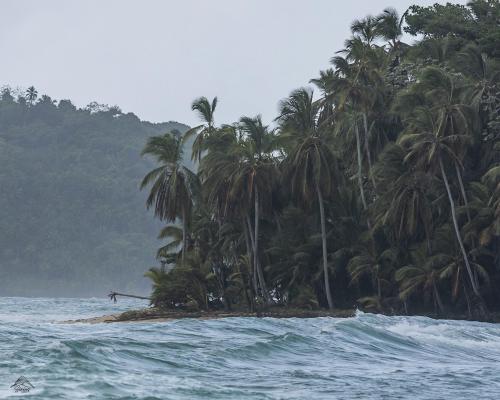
left=143, top=1, right=499, bottom=317
left=0, top=88, right=188, bottom=296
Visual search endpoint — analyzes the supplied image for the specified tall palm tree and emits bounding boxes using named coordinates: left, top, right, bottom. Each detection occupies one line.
left=277, top=88, right=340, bottom=309
left=375, top=7, right=406, bottom=63
left=140, top=132, right=199, bottom=262
left=183, top=96, right=218, bottom=162
left=200, top=118, right=277, bottom=302
left=373, top=143, right=435, bottom=252
left=397, top=107, right=481, bottom=299
left=25, top=86, right=38, bottom=106
left=235, top=116, right=277, bottom=302
left=350, top=16, right=378, bottom=47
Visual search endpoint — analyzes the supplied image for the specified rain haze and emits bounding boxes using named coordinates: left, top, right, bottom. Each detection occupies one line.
left=1, top=0, right=465, bottom=127
left=2, top=1, right=500, bottom=397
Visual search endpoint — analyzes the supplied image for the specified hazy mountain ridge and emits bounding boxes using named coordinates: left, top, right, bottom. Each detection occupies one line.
left=0, top=91, right=189, bottom=296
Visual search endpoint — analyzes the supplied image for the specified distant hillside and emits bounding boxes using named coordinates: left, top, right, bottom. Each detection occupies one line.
left=0, top=89, right=190, bottom=297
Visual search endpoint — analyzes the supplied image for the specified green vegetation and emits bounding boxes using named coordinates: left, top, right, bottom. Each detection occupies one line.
left=142, top=1, right=499, bottom=318
left=0, top=89, right=188, bottom=296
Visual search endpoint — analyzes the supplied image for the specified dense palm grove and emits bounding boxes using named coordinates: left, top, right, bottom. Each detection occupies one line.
left=142, top=1, right=500, bottom=317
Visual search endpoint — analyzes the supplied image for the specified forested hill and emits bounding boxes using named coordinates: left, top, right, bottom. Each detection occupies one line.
left=0, top=91, right=189, bottom=297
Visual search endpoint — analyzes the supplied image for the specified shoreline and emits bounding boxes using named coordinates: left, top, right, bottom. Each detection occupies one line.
left=60, top=307, right=500, bottom=324
left=61, top=308, right=356, bottom=324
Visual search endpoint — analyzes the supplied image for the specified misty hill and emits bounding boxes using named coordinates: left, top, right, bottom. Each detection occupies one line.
left=0, top=89, right=189, bottom=297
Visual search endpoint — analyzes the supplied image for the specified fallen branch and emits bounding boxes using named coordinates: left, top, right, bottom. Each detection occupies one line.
left=108, top=291, right=151, bottom=303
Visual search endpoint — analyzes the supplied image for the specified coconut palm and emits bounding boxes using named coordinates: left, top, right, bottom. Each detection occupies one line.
left=183, top=96, right=218, bottom=162
left=375, top=7, right=407, bottom=64
left=396, top=247, right=447, bottom=314
left=397, top=106, right=481, bottom=299
left=201, top=117, right=278, bottom=302
left=25, top=86, right=38, bottom=106
left=140, top=132, right=199, bottom=262
left=277, top=88, right=341, bottom=309
left=350, top=15, right=378, bottom=47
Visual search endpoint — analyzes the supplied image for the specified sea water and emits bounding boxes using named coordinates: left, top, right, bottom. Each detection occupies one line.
left=0, top=297, right=499, bottom=399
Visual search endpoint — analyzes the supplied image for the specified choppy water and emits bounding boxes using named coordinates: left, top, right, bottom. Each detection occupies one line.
left=0, top=298, right=499, bottom=399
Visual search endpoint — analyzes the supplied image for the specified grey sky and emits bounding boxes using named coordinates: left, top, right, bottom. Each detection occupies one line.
left=1, top=0, right=465, bottom=127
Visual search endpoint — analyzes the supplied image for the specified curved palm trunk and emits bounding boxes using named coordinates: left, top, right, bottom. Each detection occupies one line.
left=316, top=186, right=333, bottom=310
left=439, top=158, right=479, bottom=297
left=254, top=186, right=270, bottom=303
left=455, top=162, right=479, bottom=286
left=362, top=113, right=377, bottom=190
left=455, top=162, right=471, bottom=221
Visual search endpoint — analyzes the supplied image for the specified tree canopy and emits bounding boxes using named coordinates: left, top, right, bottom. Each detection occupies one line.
left=0, top=89, right=188, bottom=296
left=142, top=0, right=500, bottom=318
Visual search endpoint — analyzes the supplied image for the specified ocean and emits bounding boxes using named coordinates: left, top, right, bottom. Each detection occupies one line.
left=0, top=297, right=499, bottom=399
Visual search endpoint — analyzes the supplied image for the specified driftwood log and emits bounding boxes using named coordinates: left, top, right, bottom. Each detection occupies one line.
left=108, top=291, right=151, bottom=303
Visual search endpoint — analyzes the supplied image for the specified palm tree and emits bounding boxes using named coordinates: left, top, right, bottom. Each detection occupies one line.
left=350, top=16, right=378, bottom=47
left=202, top=116, right=277, bottom=302
left=156, top=224, right=183, bottom=264
left=396, top=247, right=447, bottom=315
left=140, top=132, right=199, bottom=262
left=25, top=86, right=38, bottom=106
left=235, top=116, right=277, bottom=302
left=397, top=107, right=481, bottom=299
left=375, top=7, right=406, bottom=63
left=277, top=88, right=340, bottom=309
left=348, top=241, right=398, bottom=300
left=373, top=143, right=435, bottom=252
left=183, top=96, right=218, bottom=162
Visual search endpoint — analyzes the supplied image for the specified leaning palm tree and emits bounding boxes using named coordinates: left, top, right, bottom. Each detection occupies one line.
left=183, top=96, right=218, bottom=162
left=140, top=132, right=199, bottom=262
left=277, top=88, right=341, bottom=309
left=397, top=107, right=482, bottom=300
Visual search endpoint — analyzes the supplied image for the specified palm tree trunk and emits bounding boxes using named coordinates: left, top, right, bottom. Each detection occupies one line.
left=455, top=162, right=479, bottom=285
left=246, top=216, right=259, bottom=296
left=355, top=123, right=372, bottom=230
left=439, top=157, right=479, bottom=296
left=362, top=113, right=377, bottom=190
left=355, top=123, right=368, bottom=211
left=182, top=206, right=187, bottom=263
left=455, top=162, right=471, bottom=221
left=316, top=186, right=333, bottom=310
left=243, top=217, right=258, bottom=299
left=254, top=186, right=270, bottom=303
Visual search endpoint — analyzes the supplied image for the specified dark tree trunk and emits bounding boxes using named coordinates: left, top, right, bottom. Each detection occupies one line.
left=182, top=206, right=187, bottom=263
left=355, top=123, right=368, bottom=211
left=317, top=186, right=333, bottom=310
left=246, top=216, right=259, bottom=296
left=362, top=112, right=377, bottom=190
left=254, top=186, right=270, bottom=303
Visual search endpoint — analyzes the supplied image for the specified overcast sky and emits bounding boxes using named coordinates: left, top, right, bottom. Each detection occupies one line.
left=1, top=1, right=465, bottom=127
